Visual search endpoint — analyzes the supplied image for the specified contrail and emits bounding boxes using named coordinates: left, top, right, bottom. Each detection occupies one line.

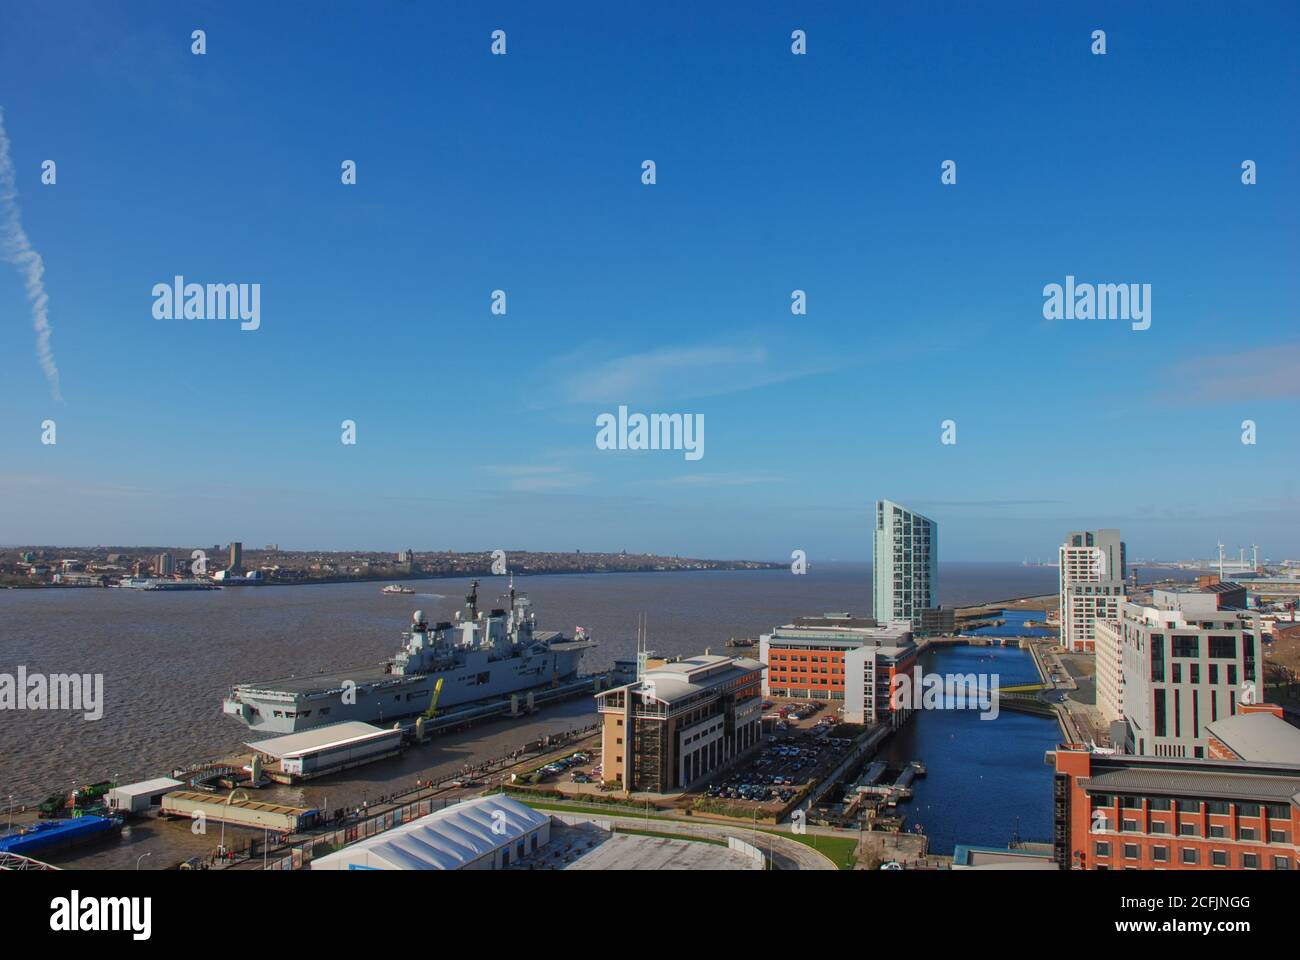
left=0, top=107, right=62, bottom=402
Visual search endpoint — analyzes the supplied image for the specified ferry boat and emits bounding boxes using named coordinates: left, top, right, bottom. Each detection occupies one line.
left=382, top=584, right=415, bottom=595
left=222, top=580, right=596, bottom=734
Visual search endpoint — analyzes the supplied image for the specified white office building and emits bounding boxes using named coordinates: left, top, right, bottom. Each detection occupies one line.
left=1114, top=598, right=1261, bottom=759
left=1095, top=618, right=1125, bottom=727
left=1058, top=529, right=1127, bottom=652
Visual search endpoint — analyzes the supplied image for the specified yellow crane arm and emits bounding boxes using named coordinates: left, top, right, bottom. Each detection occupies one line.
left=422, top=677, right=445, bottom=719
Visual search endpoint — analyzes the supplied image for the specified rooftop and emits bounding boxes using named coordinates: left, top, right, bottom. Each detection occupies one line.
left=1206, top=713, right=1300, bottom=764
left=246, top=721, right=398, bottom=758
left=312, top=794, right=547, bottom=870
left=1069, top=749, right=1300, bottom=805
left=766, top=617, right=914, bottom=647
left=598, top=654, right=763, bottom=707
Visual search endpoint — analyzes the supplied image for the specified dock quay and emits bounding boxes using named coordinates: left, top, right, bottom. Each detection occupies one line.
left=161, top=791, right=319, bottom=833
left=398, top=672, right=610, bottom=739
left=218, top=674, right=612, bottom=788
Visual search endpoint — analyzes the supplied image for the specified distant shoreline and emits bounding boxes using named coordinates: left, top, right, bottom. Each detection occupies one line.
left=2, top=564, right=787, bottom=590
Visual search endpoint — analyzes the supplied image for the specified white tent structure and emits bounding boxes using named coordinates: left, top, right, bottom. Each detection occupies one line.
left=311, top=794, right=550, bottom=870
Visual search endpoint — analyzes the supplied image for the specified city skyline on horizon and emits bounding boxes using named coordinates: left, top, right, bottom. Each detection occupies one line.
left=2, top=520, right=1293, bottom=567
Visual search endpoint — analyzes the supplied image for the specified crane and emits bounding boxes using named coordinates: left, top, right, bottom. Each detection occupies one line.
left=421, top=677, right=445, bottom=720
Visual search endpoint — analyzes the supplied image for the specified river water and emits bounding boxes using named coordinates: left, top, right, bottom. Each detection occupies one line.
left=883, top=642, right=1056, bottom=855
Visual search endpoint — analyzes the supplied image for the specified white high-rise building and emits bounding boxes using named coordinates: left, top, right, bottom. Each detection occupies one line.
left=872, top=500, right=938, bottom=630
left=1095, top=618, right=1125, bottom=727
left=1112, top=595, right=1260, bottom=759
left=1058, top=529, right=1126, bottom=652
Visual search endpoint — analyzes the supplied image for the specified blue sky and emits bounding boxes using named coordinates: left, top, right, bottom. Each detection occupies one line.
left=0, top=1, right=1296, bottom=561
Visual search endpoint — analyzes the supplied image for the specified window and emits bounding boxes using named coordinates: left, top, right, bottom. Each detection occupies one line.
left=1270, top=830, right=1288, bottom=844
left=1211, top=850, right=1228, bottom=867
left=1123, top=844, right=1139, bottom=860
left=1094, top=841, right=1111, bottom=858
left=1181, top=848, right=1199, bottom=865
left=1179, top=823, right=1199, bottom=837
left=1241, top=853, right=1257, bottom=869
left=1272, top=856, right=1291, bottom=870
left=1239, top=827, right=1257, bottom=841
left=1151, top=846, right=1168, bottom=863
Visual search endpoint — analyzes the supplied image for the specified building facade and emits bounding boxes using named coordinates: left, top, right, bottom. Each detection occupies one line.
left=1058, top=529, right=1127, bottom=652
left=1094, top=617, right=1125, bottom=727
left=594, top=654, right=763, bottom=793
left=1114, top=599, right=1261, bottom=759
left=760, top=615, right=917, bottom=726
left=872, top=499, right=938, bottom=631
left=1052, top=744, right=1300, bottom=870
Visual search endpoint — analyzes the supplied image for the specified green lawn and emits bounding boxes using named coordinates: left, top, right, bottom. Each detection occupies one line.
left=497, top=789, right=860, bottom=868
left=763, top=829, right=859, bottom=869
left=500, top=794, right=683, bottom=823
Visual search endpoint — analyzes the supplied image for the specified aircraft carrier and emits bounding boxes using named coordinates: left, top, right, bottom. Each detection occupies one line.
left=222, top=580, right=596, bottom=734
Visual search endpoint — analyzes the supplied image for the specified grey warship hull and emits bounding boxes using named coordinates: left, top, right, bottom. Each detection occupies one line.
left=222, top=580, right=596, bottom=734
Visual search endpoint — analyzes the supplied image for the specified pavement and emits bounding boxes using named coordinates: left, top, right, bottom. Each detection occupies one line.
left=560, top=831, right=762, bottom=871
left=546, top=811, right=838, bottom=870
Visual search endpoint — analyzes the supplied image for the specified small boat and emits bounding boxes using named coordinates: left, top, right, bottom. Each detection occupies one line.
left=382, top=584, right=415, bottom=595
left=0, top=814, right=123, bottom=855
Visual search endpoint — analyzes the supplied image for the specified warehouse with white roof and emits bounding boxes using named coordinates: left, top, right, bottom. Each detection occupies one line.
left=311, top=794, right=550, bottom=870
left=246, top=721, right=403, bottom=779
left=104, top=777, right=183, bottom=814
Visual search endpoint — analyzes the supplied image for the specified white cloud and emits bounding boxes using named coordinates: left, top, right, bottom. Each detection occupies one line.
left=485, top=464, right=593, bottom=493
left=0, top=108, right=61, bottom=401
left=1156, top=343, right=1300, bottom=405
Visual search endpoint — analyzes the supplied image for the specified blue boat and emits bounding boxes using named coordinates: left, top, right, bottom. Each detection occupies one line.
left=0, top=814, right=123, bottom=855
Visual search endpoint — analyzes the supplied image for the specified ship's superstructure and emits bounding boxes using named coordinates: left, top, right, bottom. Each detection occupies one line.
left=222, top=580, right=595, bottom=733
